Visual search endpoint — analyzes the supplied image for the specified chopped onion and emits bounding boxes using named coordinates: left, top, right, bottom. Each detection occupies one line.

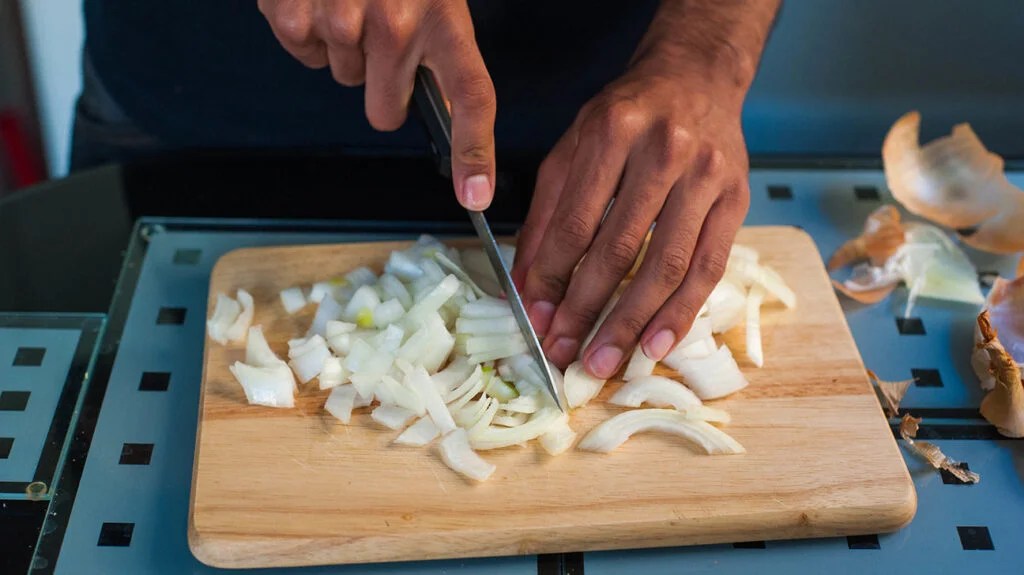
left=222, top=289, right=254, bottom=343
left=434, top=251, right=487, bottom=298
left=378, top=273, right=413, bottom=309
left=406, top=275, right=461, bottom=324
left=564, top=361, right=606, bottom=408
left=454, top=396, right=493, bottom=428
left=207, top=293, right=241, bottom=344
left=430, top=356, right=475, bottom=394
left=318, top=356, right=348, bottom=390
left=373, top=324, right=405, bottom=354
left=469, top=407, right=562, bottom=450
left=371, top=405, right=417, bottom=430
left=459, top=297, right=514, bottom=319
left=623, top=347, right=656, bottom=381
left=246, top=326, right=285, bottom=369
left=466, top=334, right=527, bottom=355
left=608, top=375, right=702, bottom=411
left=492, top=411, right=529, bottom=427
left=342, top=285, right=381, bottom=326
left=345, top=266, right=378, bottom=288
left=308, top=295, right=344, bottom=337
left=394, top=416, right=440, bottom=446
left=663, top=318, right=715, bottom=368
left=407, top=366, right=457, bottom=434
left=288, top=334, right=328, bottom=359
left=288, top=337, right=332, bottom=384
left=670, top=345, right=749, bottom=400
left=484, top=376, right=519, bottom=402
left=325, top=384, right=359, bottom=423
left=539, top=418, right=577, bottom=456
left=373, top=299, right=406, bottom=328
left=501, top=393, right=542, bottom=414
left=381, top=374, right=425, bottom=415
left=578, top=409, right=744, bottom=454
left=416, top=313, right=456, bottom=373
left=279, top=287, right=308, bottom=315
left=386, top=251, right=424, bottom=281
left=325, top=320, right=357, bottom=339
left=746, top=284, right=766, bottom=368
left=229, top=362, right=296, bottom=408
left=439, top=428, right=495, bottom=482
left=705, top=279, right=747, bottom=333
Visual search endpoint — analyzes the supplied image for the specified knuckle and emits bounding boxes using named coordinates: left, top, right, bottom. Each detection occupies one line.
left=652, top=247, right=691, bottom=286
left=373, top=9, right=415, bottom=51
left=671, top=297, right=702, bottom=326
left=591, top=100, right=644, bottom=140
left=455, top=142, right=492, bottom=168
left=274, top=12, right=313, bottom=44
left=656, top=122, right=692, bottom=170
left=600, top=233, right=643, bottom=274
left=696, top=249, right=728, bottom=283
left=615, top=313, right=648, bottom=338
left=556, top=212, right=595, bottom=251
left=456, top=74, right=497, bottom=113
left=530, top=271, right=570, bottom=301
left=327, top=13, right=361, bottom=46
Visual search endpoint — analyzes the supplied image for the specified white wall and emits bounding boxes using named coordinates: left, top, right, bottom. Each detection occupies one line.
left=19, top=0, right=83, bottom=178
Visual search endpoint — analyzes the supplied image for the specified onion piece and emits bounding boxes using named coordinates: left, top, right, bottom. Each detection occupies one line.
left=467, top=342, right=530, bottom=365
left=459, top=297, right=514, bottom=319
left=288, top=334, right=328, bottom=359
left=378, top=273, right=413, bottom=309
left=663, top=318, right=714, bottom=368
left=608, top=375, right=702, bottom=411
left=434, top=251, right=487, bottom=298
left=670, top=345, right=749, bottom=400
left=439, top=428, right=496, bottom=482
left=484, top=376, right=519, bottom=402
left=468, top=399, right=501, bottom=436
left=746, top=284, right=766, bottom=368
left=406, top=275, right=460, bottom=324
left=279, top=287, right=308, bottom=315
left=469, top=407, right=563, bottom=450
left=386, top=251, right=424, bottom=281
left=564, top=361, right=606, bottom=408
left=373, top=299, right=406, bottom=328
left=325, top=320, right=357, bottom=339
left=539, top=418, right=577, bottom=456
left=308, top=295, right=344, bottom=337
left=371, top=405, right=417, bottom=430
left=623, top=347, right=656, bottom=381
left=430, top=356, right=475, bottom=394
left=407, top=367, right=456, bottom=434
left=381, top=374, right=425, bottom=415
left=501, top=393, right=542, bottom=414
left=492, top=412, right=529, bottom=427
left=466, top=334, right=527, bottom=355
left=246, top=326, right=285, bottom=369
left=412, top=312, right=455, bottom=373
left=207, top=293, right=241, bottom=344
left=229, top=362, right=296, bottom=408
left=288, top=337, right=332, bottom=384
left=394, top=416, right=440, bottom=446
left=456, top=318, right=518, bottom=339
left=373, top=324, right=405, bottom=354
left=222, top=289, right=255, bottom=343
left=454, top=396, right=493, bottom=428
left=325, top=384, right=360, bottom=423
left=308, top=282, right=333, bottom=304
left=318, top=356, right=349, bottom=390
left=577, top=409, right=744, bottom=454
left=704, top=279, right=747, bottom=334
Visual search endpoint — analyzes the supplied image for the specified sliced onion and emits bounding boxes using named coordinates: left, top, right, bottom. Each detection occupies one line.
left=466, top=334, right=526, bottom=356
left=564, top=361, right=606, bottom=408
left=407, top=366, right=456, bottom=434
left=229, top=361, right=295, bottom=408
left=468, top=399, right=500, bottom=436
left=501, top=393, right=542, bottom=414
left=608, top=375, right=702, bottom=410
left=469, top=407, right=562, bottom=450
left=348, top=350, right=395, bottom=398
left=454, top=396, right=493, bottom=428
left=373, top=324, right=405, bottom=354
left=746, top=284, right=766, bottom=368
left=577, top=409, right=744, bottom=454
left=446, top=367, right=484, bottom=403
left=379, top=375, right=425, bottom=415
left=246, top=325, right=284, bottom=369
left=492, top=411, right=529, bottom=427
left=279, top=287, right=308, bottom=315
left=371, top=405, right=417, bottom=430
left=406, top=275, right=460, bottom=324
left=539, top=418, right=577, bottom=456
left=456, top=316, right=518, bottom=335
left=378, top=273, right=413, bottom=309
left=439, top=428, right=495, bottom=482
left=459, top=297, right=514, bottom=319
left=308, top=295, right=344, bottom=337
left=434, top=251, right=487, bottom=298
left=670, top=345, right=749, bottom=400
left=415, top=313, right=455, bottom=373
left=430, top=356, right=475, bottom=394
left=288, top=337, right=332, bottom=384
left=484, top=376, right=519, bottom=402
left=623, top=347, right=656, bottom=381
left=704, top=279, right=748, bottom=333
left=207, top=293, right=241, bottom=344
left=663, top=318, right=714, bottom=368
left=394, top=416, right=440, bottom=446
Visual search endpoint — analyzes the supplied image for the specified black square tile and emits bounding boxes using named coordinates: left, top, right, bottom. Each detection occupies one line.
left=12, top=347, right=45, bottom=366
left=0, top=437, right=12, bottom=458
left=767, top=185, right=793, bottom=200
left=732, top=541, right=766, bottom=549
left=978, top=270, right=999, bottom=288
left=854, top=185, right=881, bottom=201
left=139, top=372, right=170, bottom=392
left=172, top=248, right=202, bottom=265
left=97, top=522, right=134, bottom=546
left=847, top=534, right=880, bottom=549
left=156, top=307, right=187, bottom=325
left=942, top=462, right=975, bottom=485
left=119, top=443, right=154, bottom=465
left=0, top=391, right=30, bottom=411
left=957, top=525, right=994, bottom=550
left=911, top=368, right=943, bottom=388
left=896, top=317, right=926, bottom=335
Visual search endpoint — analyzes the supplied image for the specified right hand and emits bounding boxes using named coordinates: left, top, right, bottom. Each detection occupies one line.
left=258, top=0, right=497, bottom=210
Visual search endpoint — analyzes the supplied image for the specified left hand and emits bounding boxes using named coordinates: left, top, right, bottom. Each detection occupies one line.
left=511, top=58, right=751, bottom=378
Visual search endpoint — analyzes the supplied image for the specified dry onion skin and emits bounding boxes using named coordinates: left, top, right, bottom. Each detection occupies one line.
left=974, top=310, right=1024, bottom=438
left=882, top=111, right=1024, bottom=254
left=828, top=205, right=906, bottom=271
left=899, top=414, right=980, bottom=484
left=867, top=370, right=912, bottom=418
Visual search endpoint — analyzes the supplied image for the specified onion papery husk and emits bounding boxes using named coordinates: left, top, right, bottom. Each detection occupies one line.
left=975, top=310, right=1024, bottom=438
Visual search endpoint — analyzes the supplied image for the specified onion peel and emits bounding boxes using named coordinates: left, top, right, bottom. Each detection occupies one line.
left=899, top=414, right=980, bottom=483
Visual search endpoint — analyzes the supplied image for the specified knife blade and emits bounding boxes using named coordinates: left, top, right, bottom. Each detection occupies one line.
left=412, top=66, right=566, bottom=412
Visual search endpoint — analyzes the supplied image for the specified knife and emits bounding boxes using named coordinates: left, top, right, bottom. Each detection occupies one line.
left=412, top=66, right=567, bottom=413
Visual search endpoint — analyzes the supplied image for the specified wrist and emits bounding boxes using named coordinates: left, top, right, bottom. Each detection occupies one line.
left=627, top=44, right=753, bottom=112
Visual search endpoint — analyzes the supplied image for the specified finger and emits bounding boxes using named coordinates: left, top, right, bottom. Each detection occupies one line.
left=511, top=125, right=579, bottom=290
left=423, top=7, right=496, bottom=211
left=639, top=180, right=749, bottom=363
left=318, top=0, right=367, bottom=86
left=520, top=102, right=637, bottom=338
left=543, top=130, right=693, bottom=369
left=259, top=0, right=329, bottom=68
left=362, top=3, right=418, bottom=130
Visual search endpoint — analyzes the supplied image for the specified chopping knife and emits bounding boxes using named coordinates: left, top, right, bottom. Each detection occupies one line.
left=412, top=66, right=567, bottom=413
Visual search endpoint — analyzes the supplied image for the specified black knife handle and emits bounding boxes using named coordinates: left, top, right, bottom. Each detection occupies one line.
left=412, top=66, right=453, bottom=179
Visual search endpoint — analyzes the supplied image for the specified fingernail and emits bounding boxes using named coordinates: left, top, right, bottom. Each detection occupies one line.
left=461, top=174, right=491, bottom=211
left=547, top=336, right=579, bottom=367
left=588, top=345, right=623, bottom=379
left=527, top=300, right=555, bottom=336
left=643, top=329, right=676, bottom=361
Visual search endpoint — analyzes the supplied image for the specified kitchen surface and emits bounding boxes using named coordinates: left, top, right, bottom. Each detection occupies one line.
left=2, top=1, right=1023, bottom=574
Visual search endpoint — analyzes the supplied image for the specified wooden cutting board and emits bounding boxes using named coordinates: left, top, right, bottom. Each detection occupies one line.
left=188, top=226, right=915, bottom=569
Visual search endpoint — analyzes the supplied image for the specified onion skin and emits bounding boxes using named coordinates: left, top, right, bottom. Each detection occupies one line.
left=976, top=310, right=1024, bottom=437
left=828, top=205, right=905, bottom=271
left=882, top=111, right=1024, bottom=254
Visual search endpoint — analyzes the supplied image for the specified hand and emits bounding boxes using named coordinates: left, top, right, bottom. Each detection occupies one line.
left=512, top=58, right=752, bottom=379
left=258, top=0, right=496, bottom=209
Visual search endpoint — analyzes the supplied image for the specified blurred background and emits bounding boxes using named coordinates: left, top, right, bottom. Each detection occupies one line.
left=0, top=0, right=1021, bottom=197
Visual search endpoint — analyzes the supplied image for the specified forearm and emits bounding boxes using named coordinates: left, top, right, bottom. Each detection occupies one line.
left=631, top=0, right=781, bottom=97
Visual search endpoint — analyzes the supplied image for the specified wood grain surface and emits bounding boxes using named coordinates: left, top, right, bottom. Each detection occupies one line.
left=188, top=226, right=916, bottom=568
